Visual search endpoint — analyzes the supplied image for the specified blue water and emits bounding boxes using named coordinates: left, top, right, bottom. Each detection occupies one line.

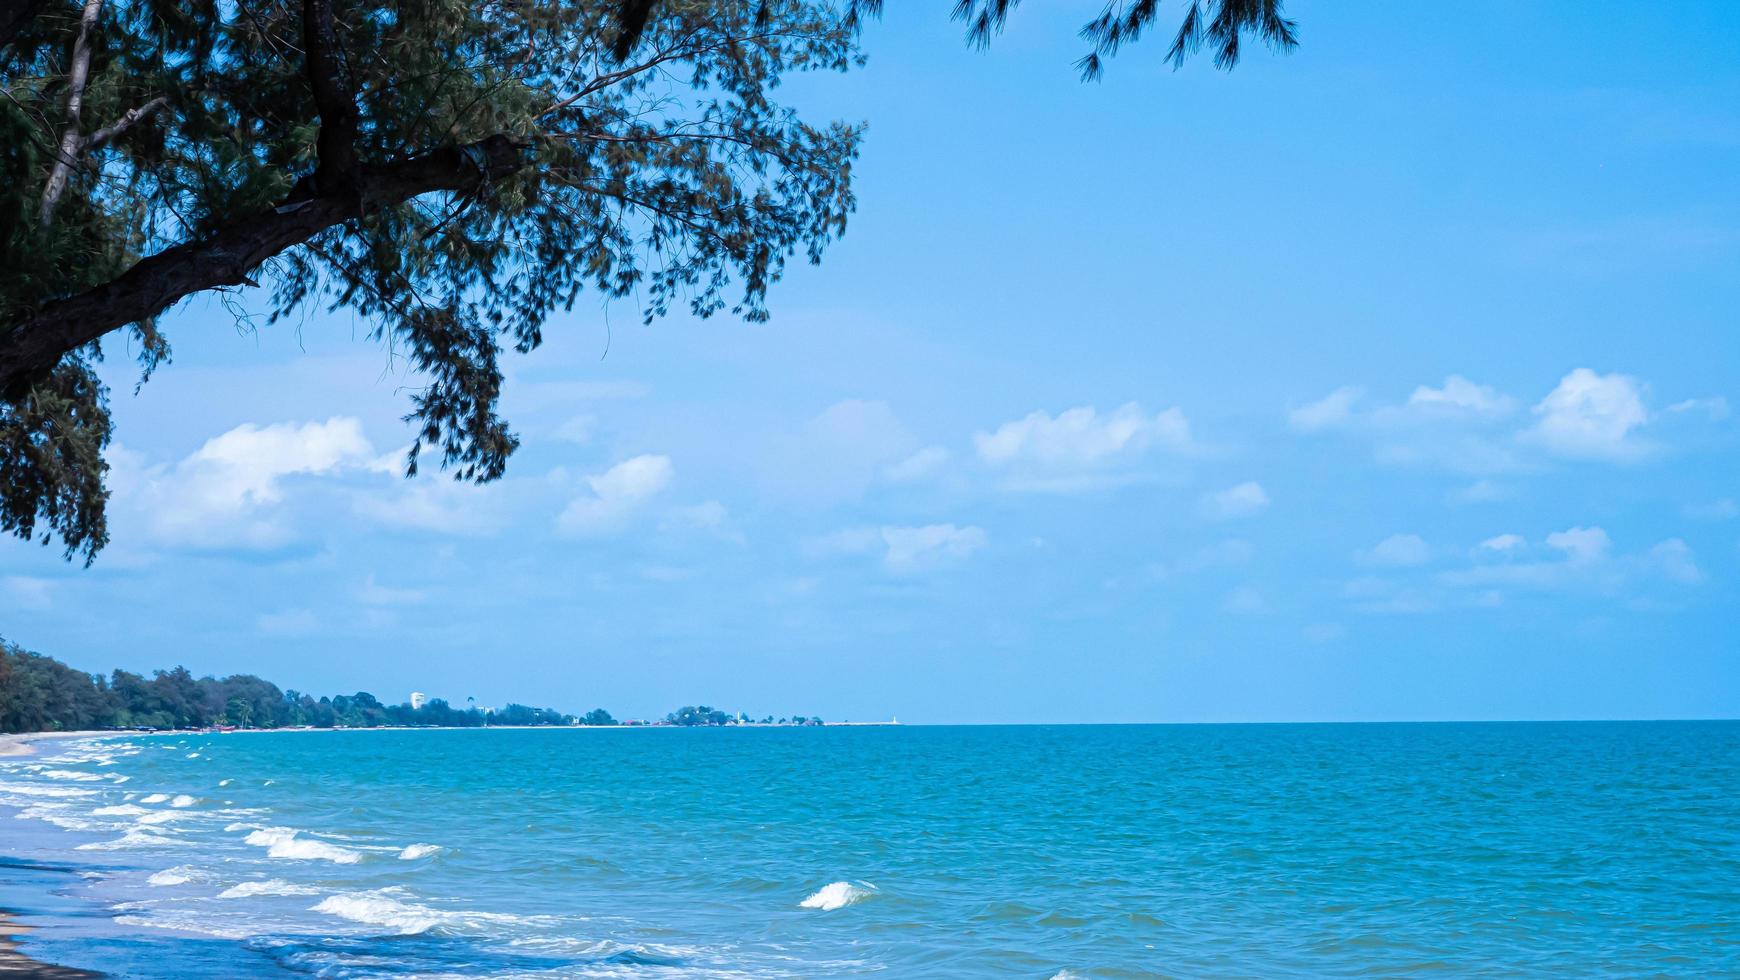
left=2, top=723, right=1738, bottom=977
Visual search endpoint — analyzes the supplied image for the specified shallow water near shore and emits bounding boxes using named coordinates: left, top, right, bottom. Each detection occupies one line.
left=2, top=722, right=1738, bottom=977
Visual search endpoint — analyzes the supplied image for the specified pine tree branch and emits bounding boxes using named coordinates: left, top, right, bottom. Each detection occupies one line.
left=301, top=0, right=359, bottom=189
left=0, top=134, right=530, bottom=399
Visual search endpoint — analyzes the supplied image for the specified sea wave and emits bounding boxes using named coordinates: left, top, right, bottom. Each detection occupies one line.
left=246, top=827, right=363, bottom=864
left=170, top=794, right=197, bottom=808
left=140, top=793, right=171, bottom=804
left=799, top=881, right=876, bottom=911
left=41, top=769, right=104, bottom=781
left=148, top=866, right=199, bottom=886
left=76, top=829, right=185, bottom=851
left=219, top=879, right=321, bottom=899
left=0, top=782, right=98, bottom=799
left=308, top=893, right=519, bottom=938
left=399, top=843, right=443, bottom=860
left=92, top=804, right=150, bottom=816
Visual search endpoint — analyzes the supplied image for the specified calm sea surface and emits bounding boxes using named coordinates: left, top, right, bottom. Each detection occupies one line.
left=2, top=723, right=1737, bottom=977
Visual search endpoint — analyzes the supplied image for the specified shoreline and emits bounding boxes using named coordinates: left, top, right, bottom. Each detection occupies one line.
left=0, top=732, right=118, bottom=759
left=0, top=912, right=100, bottom=979
left=1, top=724, right=901, bottom=758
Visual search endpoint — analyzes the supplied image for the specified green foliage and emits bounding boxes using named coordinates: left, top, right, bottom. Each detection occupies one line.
left=0, top=356, right=111, bottom=563
left=0, top=0, right=1296, bottom=563
left=0, top=637, right=578, bottom=732
left=1, top=0, right=869, bottom=560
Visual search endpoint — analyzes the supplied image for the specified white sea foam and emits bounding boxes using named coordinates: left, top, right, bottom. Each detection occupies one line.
left=136, top=810, right=185, bottom=825
left=16, top=803, right=103, bottom=831
left=244, top=827, right=361, bottom=864
left=219, top=879, right=320, bottom=899
left=309, top=892, right=445, bottom=934
left=113, top=914, right=254, bottom=941
left=92, top=804, right=149, bottom=816
left=308, top=890, right=527, bottom=936
left=76, top=829, right=183, bottom=851
left=271, top=838, right=362, bottom=864
left=799, top=881, right=876, bottom=911
left=187, top=753, right=200, bottom=759
left=41, top=769, right=103, bottom=781
left=140, top=793, right=170, bottom=804
left=219, top=779, right=233, bottom=787
left=0, top=782, right=97, bottom=798
left=148, top=866, right=197, bottom=886
left=169, top=794, right=197, bottom=808
left=399, top=843, right=443, bottom=860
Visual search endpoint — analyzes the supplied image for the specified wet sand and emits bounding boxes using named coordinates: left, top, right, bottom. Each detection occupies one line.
left=0, top=913, right=99, bottom=978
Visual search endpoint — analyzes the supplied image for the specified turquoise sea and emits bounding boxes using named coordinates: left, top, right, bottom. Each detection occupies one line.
left=2, top=723, right=1738, bottom=977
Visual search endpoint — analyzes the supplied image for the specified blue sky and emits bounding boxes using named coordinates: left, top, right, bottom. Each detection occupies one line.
left=4, top=2, right=1738, bottom=723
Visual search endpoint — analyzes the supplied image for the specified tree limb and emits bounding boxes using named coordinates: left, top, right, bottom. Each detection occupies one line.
left=84, top=95, right=169, bottom=151
left=37, top=0, right=104, bottom=228
left=0, top=133, right=529, bottom=398
left=301, top=0, right=359, bottom=188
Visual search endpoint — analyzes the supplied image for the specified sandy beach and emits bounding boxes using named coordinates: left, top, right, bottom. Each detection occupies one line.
left=0, top=914, right=98, bottom=978
left=1, top=733, right=109, bottom=977
left=0, top=732, right=114, bottom=759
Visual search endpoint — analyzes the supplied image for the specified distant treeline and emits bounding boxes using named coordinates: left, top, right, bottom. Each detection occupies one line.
left=0, top=640, right=823, bottom=734
left=0, top=639, right=579, bottom=734
left=665, top=705, right=822, bottom=727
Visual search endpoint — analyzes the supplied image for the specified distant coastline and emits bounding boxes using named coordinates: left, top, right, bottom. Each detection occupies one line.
left=3, top=638, right=879, bottom=737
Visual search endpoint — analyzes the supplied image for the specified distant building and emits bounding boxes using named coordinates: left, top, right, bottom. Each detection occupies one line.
left=410, top=691, right=428, bottom=710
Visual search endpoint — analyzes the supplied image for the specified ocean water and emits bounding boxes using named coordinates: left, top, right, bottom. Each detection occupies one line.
left=2, top=723, right=1738, bottom=977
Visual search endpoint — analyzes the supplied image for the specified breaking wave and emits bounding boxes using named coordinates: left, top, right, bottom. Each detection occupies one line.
left=799, top=881, right=877, bottom=911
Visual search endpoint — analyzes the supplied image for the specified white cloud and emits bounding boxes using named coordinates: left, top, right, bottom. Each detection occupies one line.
left=975, top=403, right=1189, bottom=487
left=557, top=454, right=674, bottom=536
left=355, top=477, right=506, bottom=536
left=116, top=418, right=376, bottom=549
left=1203, top=481, right=1269, bottom=519
left=1667, top=396, right=1731, bottom=421
left=1545, top=525, right=1612, bottom=564
left=813, top=523, right=987, bottom=573
left=1478, top=533, right=1526, bottom=553
left=1522, top=369, right=1650, bottom=461
left=1441, top=526, right=1697, bottom=594
left=1648, top=539, right=1703, bottom=584
left=1289, top=387, right=1362, bottom=431
left=882, top=446, right=951, bottom=483
left=1406, top=375, right=1516, bottom=418
left=1357, top=534, right=1431, bottom=567
left=2, top=575, right=55, bottom=611
left=356, top=575, right=425, bottom=606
